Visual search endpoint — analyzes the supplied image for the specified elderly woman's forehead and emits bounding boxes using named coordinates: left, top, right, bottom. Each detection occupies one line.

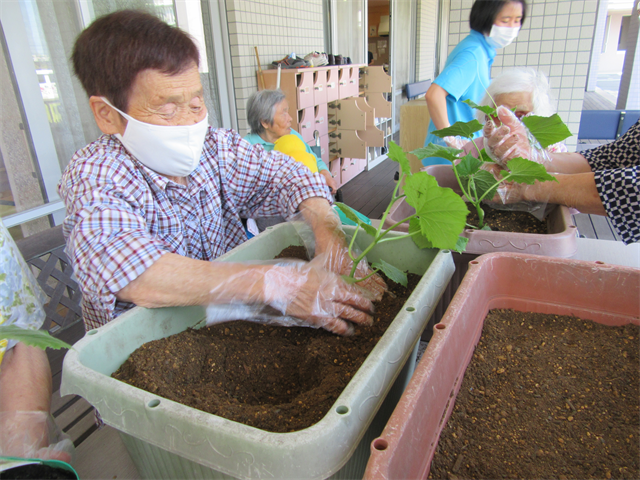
left=494, top=91, right=533, bottom=108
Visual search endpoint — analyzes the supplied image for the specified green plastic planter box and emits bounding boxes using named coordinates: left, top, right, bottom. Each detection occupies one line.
left=61, top=223, right=454, bottom=479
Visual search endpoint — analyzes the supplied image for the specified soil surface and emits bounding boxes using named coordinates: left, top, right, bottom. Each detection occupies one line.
left=467, top=204, right=548, bottom=234
left=0, top=464, right=77, bottom=479
left=113, top=246, right=420, bottom=433
left=429, top=309, right=639, bottom=480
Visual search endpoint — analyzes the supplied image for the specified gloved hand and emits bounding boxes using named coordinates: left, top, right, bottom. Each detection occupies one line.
left=0, top=411, right=75, bottom=464
left=483, top=106, right=552, bottom=168
left=443, top=135, right=468, bottom=150
left=290, top=206, right=387, bottom=303
left=207, top=255, right=375, bottom=336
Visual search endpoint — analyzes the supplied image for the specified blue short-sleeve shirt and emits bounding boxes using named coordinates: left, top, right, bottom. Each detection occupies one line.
left=423, top=30, right=496, bottom=165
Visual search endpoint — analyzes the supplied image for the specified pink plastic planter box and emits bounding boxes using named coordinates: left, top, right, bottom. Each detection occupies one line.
left=364, top=253, right=640, bottom=480
left=383, top=165, right=578, bottom=257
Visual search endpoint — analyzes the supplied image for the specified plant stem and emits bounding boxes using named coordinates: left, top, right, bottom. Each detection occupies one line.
left=377, top=172, right=406, bottom=237
left=351, top=268, right=380, bottom=283
left=377, top=229, right=422, bottom=244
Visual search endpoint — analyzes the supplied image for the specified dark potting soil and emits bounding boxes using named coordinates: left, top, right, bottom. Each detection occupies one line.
left=429, top=309, right=640, bottom=480
left=0, top=464, right=77, bottom=480
left=467, top=204, right=548, bottom=234
left=112, top=245, right=421, bottom=433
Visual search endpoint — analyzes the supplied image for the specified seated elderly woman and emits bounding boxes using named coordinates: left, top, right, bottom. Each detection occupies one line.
left=466, top=67, right=567, bottom=155
left=244, top=89, right=370, bottom=233
left=426, top=67, right=566, bottom=165
left=245, top=89, right=338, bottom=193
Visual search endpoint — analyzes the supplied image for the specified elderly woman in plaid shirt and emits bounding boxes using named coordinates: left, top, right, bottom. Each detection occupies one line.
left=59, top=10, right=385, bottom=336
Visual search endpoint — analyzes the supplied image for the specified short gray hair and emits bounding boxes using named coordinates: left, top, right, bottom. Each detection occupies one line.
left=247, top=89, right=286, bottom=135
left=478, top=68, right=555, bottom=122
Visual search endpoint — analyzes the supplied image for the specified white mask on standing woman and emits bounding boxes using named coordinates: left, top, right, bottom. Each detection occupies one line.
left=101, top=97, right=209, bottom=178
left=486, top=25, right=520, bottom=49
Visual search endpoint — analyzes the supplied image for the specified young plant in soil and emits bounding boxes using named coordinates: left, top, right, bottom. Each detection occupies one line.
left=412, top=100, right=572, bottom=231
left=334, top=141, right=469, bottom=287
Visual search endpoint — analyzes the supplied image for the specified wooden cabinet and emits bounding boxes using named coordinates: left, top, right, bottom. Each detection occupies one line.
left=259, top=65, right=391, bottom=188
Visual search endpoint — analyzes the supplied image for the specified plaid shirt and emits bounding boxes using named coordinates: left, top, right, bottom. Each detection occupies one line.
left=58, top=127, right=332, bottom=330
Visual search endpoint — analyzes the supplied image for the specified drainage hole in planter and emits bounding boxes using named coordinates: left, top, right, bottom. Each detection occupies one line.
left=87, top=329, right=98, bottom=335
left=373, top=438, right=388, bottom=451
left=335, top=405, right=349, bottom=415
left=595, top=260, right=605, bottom=265
left=147, top=399, right=161, bottom=408
left=435, top=323, right=446, bottom=330
left=470, top=260, right=479, bottom=265
left=405, top=306, right=415, bottom=312
left=441, top=250, right=450, bottom=254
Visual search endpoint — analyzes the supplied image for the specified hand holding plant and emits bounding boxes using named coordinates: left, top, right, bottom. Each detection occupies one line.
left=411, top=100, right=572, bottom=230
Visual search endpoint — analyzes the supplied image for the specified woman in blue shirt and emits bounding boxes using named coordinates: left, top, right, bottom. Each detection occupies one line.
left=423, top=0, right=527, bottom=165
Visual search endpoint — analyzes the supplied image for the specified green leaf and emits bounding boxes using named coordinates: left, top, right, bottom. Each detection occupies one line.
left=387, top=141, right=412, bottom=177
left=462, top=99, right=496, bottom=117
left=334, top=203, right=378, bottom=237
left=408, top=217, right=434, bottom=249
left=477, top=148, right=494, bottom=163
left=503, top=158, right=558, bottom=185
left=372, top=259, right=408, bottom=287
left=404, top=172, right=469, bottom=249
left=454, top=154, right=482, bottom=177
left=432, top=120, right=484, bottom=139
left=453, top=236, right=469, bottom=253
left=0, top=325, right=73, bottom=351
left=411, top=144, right=461, bottom=163
left=521, top=114, right=572, bottom=149
left=473, top=169, right=500, bottom=200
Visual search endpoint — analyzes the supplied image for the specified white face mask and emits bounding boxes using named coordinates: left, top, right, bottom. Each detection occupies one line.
left=486, top=25, right=520, bottom=49
left=101, top=98, right=208, bottom=178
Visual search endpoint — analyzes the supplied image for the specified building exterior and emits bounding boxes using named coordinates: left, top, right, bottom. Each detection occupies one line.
left=0, top=0, right=637, bottom=237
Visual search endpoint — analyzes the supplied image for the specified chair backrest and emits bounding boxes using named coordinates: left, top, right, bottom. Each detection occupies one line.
left=16, top=225, right=84, bottom=391
left=405, top=80, right=431, bottom=100
left=578, top=110, right=640, bottom=140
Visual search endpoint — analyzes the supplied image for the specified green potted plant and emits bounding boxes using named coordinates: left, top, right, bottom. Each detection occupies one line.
left=384, top=102, right=578, bottom=257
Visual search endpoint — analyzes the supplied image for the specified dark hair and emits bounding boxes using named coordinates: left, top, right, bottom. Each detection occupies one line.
left=469, top=0, right=527, bottom=34
left=72, top=10, right=200, bottom=112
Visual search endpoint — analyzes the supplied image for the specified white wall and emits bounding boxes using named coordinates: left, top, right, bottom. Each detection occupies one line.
left=225, top=0, right=325, bottom=135
left=446, top=0, right=599, bottom=150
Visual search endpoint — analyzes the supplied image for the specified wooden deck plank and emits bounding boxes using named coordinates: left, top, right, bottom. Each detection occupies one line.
left=341, top=158, right=396, bottom=218
left=589, top=214, right=621, bottom=241
left=573, top=214, right=596, bottom=239
left=582, top=91, right=616, bottom=110
left=73, top=425, right=140, bottom=480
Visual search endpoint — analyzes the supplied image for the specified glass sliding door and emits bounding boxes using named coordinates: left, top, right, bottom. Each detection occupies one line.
left=330, top=0, right=366, bottom=63
left=0, top=0, right=226, bottom=238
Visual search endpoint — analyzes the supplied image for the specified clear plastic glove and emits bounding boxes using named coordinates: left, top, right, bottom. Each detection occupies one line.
left=483, top=106, right=552, bottom=168
left=207, top=255, right=375, bottom=336
left=0, top=411, right=75, bottom=464
left=443, top=135, right=468, bottom=150
left=289, top=211, right=387, bottom=302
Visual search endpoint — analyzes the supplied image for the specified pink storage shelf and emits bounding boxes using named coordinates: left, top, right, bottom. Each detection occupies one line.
left=383, top=165, right=578, bottom=257
left=364, top=253, right=640, bottom=480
